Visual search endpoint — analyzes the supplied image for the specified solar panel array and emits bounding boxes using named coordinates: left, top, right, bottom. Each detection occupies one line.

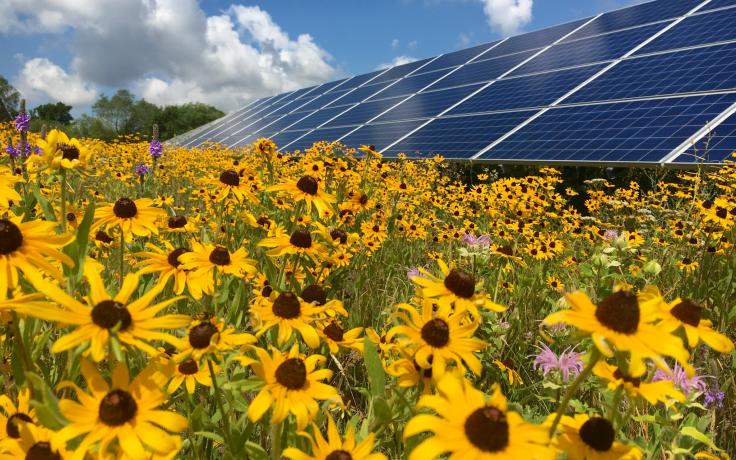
left=179, top=0, right=736, bottom=166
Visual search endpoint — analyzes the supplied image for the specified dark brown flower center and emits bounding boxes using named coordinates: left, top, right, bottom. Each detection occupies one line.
left=443, top=268, right=475, bottom=299
left=256, top=216, right=271, bottom=227
left=301, top=284, right=327, bottom=306
left=209, top=246, right=231, bottom=265
left=98, top=389, right=138, bottom=426
left=496, top=246, right=514, bottom=256
left=91, top=300, right=131, bottom=331
left=112, top=198, right=137, bottom=219
left=464, top=406, right=509, bottom=452
left=330, top=228, right=348, bottom=244
left=670, top=299, right=703, bottom=327
left=595, top=291, right=640, bottom=334
left=421, top=318, right=450, bottom=347
left=189, top=322, right=219, bottom=349
left=579, top=417, right=615, bottom=452
left=324, top=322, right=345, bottom=342
left=168, top=215, right=187, bottom=229
left=168, top=247, right=190, bottom=268
left=612, top=369, right=641, bottom=387
left=178, top=358, right=199, bottom=375
left=296, top=175, right=318, bottom=195
left=0, top=219, right=23, bottom=255
left=716, top=207, right=728, bottom=219
left=219, top=169, right=240, bottom=186
left=95, top=230, right=114, bottom=244
left=66, top=212, right=76, bottom=222
left=59, top=143, right=80, bottom=161
left=25, top=442, right=61, bottom=460
left=275, top=358, right=307, bottom=390
left=326, top=451, right=353, bottom=460
left=272, top=292, right=301, bottom=319
left=6, top=413, right=33, bottom=438
left=290, top=229, right=312, bottom=248
left=359, top=194, right=369, bottom=205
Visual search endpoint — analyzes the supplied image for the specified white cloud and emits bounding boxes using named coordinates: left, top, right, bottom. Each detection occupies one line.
left=407, top=40, right=418, bottom=50
left=16, top=58, right=97, bottom=106
left=391, top=38, right=400, bottom=49
left=4, top=1, right=336, bottom=111
left=480, top=0, right=533, bottom=35
left=376, top=56, right=418, bottom=70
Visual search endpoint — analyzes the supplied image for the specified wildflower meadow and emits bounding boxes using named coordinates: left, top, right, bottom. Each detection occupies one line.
left=0, top=109, right=735, bottom=459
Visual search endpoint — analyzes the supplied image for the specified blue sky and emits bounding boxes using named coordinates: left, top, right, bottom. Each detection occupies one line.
left=0, top=0, right=642, bottom=114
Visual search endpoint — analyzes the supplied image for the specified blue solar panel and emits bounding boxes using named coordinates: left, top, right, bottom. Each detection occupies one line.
left=268, top=130, right=309, bottom=148
left=367, top=69, right=452, bottom=100
left=512, top=23, right=662, bottom=76
left=671, top=110, right=736, bottom=163
left=312, top=79, right=349, bottom=94
left=486, top=93, right=736, bottom=163
left=324, top=82, right=395, bottom=107
left=285, top=105, right=354, bottom=131
left=636, top=8, right=736, bottom=55
left=428, top=51, right=536, bottom=91
left=567, top=43, right=736, bottom=103
left=484, top=19, right=589, bottom=59
left=562, top=0, right=701, bottom=42
left=321, top=97, right=407, bottom=127
left=330, top=71, right=383, bottom=92
left=449, top=65, right=604, bottom=115
left=369, top=59, right=432, bottom=84
left=283, top=126, right=357, bottom=151
left=294, top=90, right=351, bottom=112
left=339, top=120, right=429, bottom=151
left=418, top=42, right=500, bottom=74
left=701, top=0, right=736, bottom=11
left=246, top=111, right=318, bottom=138
left=384, top=111, right=535, bottom=158
left=373, top=85, right=483, bottom=123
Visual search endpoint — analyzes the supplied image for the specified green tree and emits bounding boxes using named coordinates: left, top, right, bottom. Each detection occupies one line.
left=70, top=114, right=116, bottom=141
left=31, top=102, right=74, bottom=124
left=92, top=89, right=135, bottom=133
left=157, top=102, right=224, bottom=140
left=0, top=75, right=20, bottom=121
left=125, top=99, right=161, bottom=136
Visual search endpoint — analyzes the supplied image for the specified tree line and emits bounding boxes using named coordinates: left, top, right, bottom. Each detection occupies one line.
left=1, top=75, right=224, bottom=141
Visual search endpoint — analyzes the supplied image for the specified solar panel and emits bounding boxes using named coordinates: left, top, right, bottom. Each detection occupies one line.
left=181, top=0, right=736, bottom=166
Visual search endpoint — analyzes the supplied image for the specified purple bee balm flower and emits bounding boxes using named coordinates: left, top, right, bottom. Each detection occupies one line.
left=603, top=229, right=618, bottom=241
left=407, top=267, right=422, bottom=279
left=134, top=162, right=150, bottom=176
left=149, top=139, right=163, bottom=159
left=653, top=364, right=709, bottom=396
left=14, top=113, right=30, bottom=132
left=462, top=233, right=492, bottom=248
left=704, top=390, right=725, bottom=409
left=532, top=343, right=584, bottom=383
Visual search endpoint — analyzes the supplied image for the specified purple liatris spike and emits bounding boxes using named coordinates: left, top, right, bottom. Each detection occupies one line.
left=149, top=139, right=163, bottom=159
left=14, top=113, right=30, bottom=132
left=4, top=144, right=19, bottom=158
left=135, top=162, right=150, bottom=176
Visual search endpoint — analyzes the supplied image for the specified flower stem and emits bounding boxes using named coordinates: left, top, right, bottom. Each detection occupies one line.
left=60, top=169, right=67, bottom=232
left=207, top=359, right=231, bottom=445
left=548, top=348, right=601, bottom=437
left=270, top=421, right=282, bottom=460
left=119, top=231, right=125, bottom=287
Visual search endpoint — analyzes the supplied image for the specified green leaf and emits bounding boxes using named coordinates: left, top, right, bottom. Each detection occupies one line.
left=31, top=183, right=56, bottom=221
left=72, top=201, right=95, bottom=279
left=680, top=426, right=719, bottom=451
left=244, top=441, right=269, bottom=460
left=372, top=396, right=392, bottom=425
left=25, top=372, right=68, bottom=429
left=363, top=339, right=385, bottom=398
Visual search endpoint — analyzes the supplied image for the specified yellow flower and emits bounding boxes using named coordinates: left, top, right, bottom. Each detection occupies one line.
left=258, top=227, right=326, bottom=261
left=283, top=414, right=386, bottom=460
left=93, top=197, right=166, bottom=241
left=404, top=374, right=554, bottom=460
left=0, top=388, right=36, bottom=443
left=494, top=359, right=524, bottom=386
left=0, top=422, right=69, bottom=460
left=133, top=242, right=202, bottom=299
left=550, top=414, right=642, bottom=460
left=178, top=241, right=257, bottom=296
left=593, top=361, right=684, bottom=406
left=178, top=316, right=256, bottom=361
left=239, top=345, right=340, bottom=430
left=250, top=290, right=324, bottom=348
left=54, top=360, right=187, bottom=460
left=0, top=167, right=21, bottom=211
left=34, top=128, right=93, bottom=171
left=267, top=175, right=336, bottom=216
left=658, top=297, right=734, bottom=353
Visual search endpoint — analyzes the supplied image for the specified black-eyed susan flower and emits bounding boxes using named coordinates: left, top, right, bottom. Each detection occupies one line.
left=93, top=197, right=165, bottom=241
left=494, top=359, right=524, bottom=386
left=19, top=264, right=189, bottom=361
left=404, top=374, right=554, bottom=460
left=0, top=388, right=36, bottom=443
left=550, top=414, right=642, bottom=460
left=0, top=422, right=68, bottom=460
left=543, top=290, right=692, bottom=377
left=133, top=242, right=200, bottom=298
left=213, top=169, right=257, bottom=203
left=411, top=259, right=506, bottom=317
left=676, top=257, right=699, bottom=274
left=0, top=167, right=21, bottom=211
left=658, top=297, right=734, bottom=353
left=251, top=291, right=324, bottom=348
left=33, top=128, right=93, bottom=171
left=0, top=216, right=73, bottom=298
left=179, top=316, right=256, bottom=361
left=283, top=414, right=386, bottom=460
left=258, top=227, right=326, bottom=261
left=160, top=353, right=216, bottom=395
left=179, top=241, right=257, bottom=295
left=240, top=345, right=340, bottom=430
left=386, top=299, right=485, bottom=378
left=54, top=360, right=187, bottom=459
left=319, top=321, right=363, bottom=354
left=593, top=361, right=684, bottom=406
left=267, top=175, right=336, bottom=216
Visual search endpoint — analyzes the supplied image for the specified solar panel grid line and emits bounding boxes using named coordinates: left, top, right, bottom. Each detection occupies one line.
left=182, top=94, right=278, bottom=147
left=221, top=78, right=358, bottom=144
left=380, top=13, right=603, bottom=156
left=189, top=90, right=299, bottom=146
left=333, top=38, right=513, bottom=144
left=471, top=0, right=713, bottom=160
left=277, top=54, right=446, bottom=151
left=660, top=99, right=736, bottom=163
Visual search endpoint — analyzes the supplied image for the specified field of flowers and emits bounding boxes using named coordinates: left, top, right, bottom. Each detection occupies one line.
left=0, top=113, right=735, bottom=459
